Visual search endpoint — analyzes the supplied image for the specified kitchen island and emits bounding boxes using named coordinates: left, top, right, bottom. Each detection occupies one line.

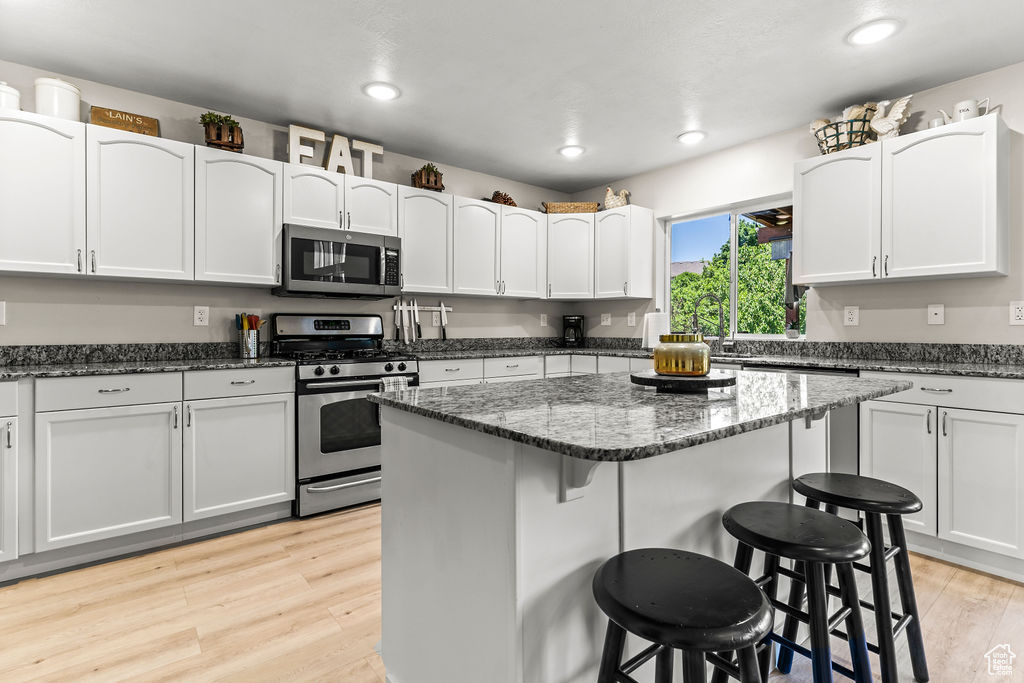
left=369, top=369, right=911, bottom=683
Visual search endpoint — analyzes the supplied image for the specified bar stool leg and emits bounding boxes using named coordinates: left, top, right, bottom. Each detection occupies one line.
left=865, top=512, right=899, bottom=683
left=888, top=514, right=930, bottom=682
left=836, top=562, right=872, bottom=683
left=711, top=543, right=755, bottom=683
left=736, top=645, right=762, bottom=683
left=805, top=561, right=833, bottom=683
left=681, top=649, right=705, bottom=683
left=597, top=620, right=626, bottom=683
left=758, top=554, right=780, bottom=681
left=775, top=557, right=804, bottom=674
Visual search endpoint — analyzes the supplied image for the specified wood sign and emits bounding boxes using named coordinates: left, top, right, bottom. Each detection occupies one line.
left=90, top=107, right=160, bottom=136
left=288, top=125, right=384, bottom=179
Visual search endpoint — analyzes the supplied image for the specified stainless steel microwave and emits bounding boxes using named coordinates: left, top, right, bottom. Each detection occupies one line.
left=274, top=224, right=401, bottom=299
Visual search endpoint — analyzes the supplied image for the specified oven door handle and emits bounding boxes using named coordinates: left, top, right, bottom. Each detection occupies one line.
left=305, top=379, right=384, bottom=390
left=306, top=476, right=382, bottom=493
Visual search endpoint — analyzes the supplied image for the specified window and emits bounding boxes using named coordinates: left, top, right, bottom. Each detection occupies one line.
left=669, top=203, right=805, bottom=338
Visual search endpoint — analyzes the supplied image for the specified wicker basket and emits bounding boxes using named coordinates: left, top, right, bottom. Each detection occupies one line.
left=542, top=201, right=600, bottom=214
left=813, top=109, right=876, bottom=155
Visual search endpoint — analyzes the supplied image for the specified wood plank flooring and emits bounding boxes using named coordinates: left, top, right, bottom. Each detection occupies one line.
left=0, top=503, right=1020, bottom=682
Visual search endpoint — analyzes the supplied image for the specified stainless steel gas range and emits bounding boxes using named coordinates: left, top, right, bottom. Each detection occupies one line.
left=272, top=313, right=418, bottom=516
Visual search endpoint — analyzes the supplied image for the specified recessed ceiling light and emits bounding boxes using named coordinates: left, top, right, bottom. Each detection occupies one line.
left=846, top=19, right=901, bottom=46
left=558, top=145, right=585, bottom=158
left=676, top=131, right=706, bottom=145
left=363, top=82, right=401, bottom=101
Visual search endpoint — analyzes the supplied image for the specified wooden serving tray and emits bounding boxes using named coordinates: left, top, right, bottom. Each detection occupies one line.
left=630, top=369, right=737, bottom=394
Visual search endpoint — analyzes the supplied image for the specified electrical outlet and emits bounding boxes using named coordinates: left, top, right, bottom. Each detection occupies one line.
left=0, top=301, right=5, bottom=326
left=627, top=312, right=636, bottom=327
left=927, top=304, right=945, bottom=325
left=432, top=311, right=441, bottom=326
left=1011, top=301, right=1024, bottom=326
left=843, top=306, right=859, bottom=327
left=540, top=314, right=548, bottom=327
left=193, top=305, right=209, bottom=327
left=601, top=313, right=612, bottom=326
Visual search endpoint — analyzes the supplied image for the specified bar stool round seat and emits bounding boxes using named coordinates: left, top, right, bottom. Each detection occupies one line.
left=794, top=472, right=923, bottom=516
left=722, top=501, right=870, bottom=564
left=594, top=548, right=773, bottom=653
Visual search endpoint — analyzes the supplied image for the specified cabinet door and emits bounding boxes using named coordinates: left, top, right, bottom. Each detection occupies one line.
left=0, top=111, right=85, bottom=275
left=597, top=356, right=631, bottom=374
left=793, top=145, right=881, bottom=284
left=399, top=187, right=453, bottom=293
left=453, top=198, right=500, bottom=296
left=184, top=394, right=295, bottom=521
left=0, top=419, right=16, bottom=563
left=35, top=403, right=182, bottom=551
left=595, top=208, right=630, bottom=298
left=345, top=175, right=398, bottom=236
left=499, top=206, right=546, bottom=298
left=86, top=125, right=194, bottom=280
left=627, top=206, right=654, bottom=298
left=196, top=147, right=283, bottom=285
left=882, top=115, right=1008, bottom=279
left=547, top=214, right=595, bottom=298
left=283, top=164, right=344, bottom=229
left=938, top=408, right=1024, bottom=557
left=629, top=357, right=653, bottom=372
left=859, top=400, right=937, bottom=535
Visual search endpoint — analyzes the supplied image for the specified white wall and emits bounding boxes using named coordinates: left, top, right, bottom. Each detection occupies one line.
left=0, top=58, right=570, bottom=345
left=574, top=60, right=1024, bottom=344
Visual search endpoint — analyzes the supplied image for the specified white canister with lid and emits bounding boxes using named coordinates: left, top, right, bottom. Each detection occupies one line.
left=0, top=82, right=20, bottom=111
left=34, top=77, right=80, bottom=120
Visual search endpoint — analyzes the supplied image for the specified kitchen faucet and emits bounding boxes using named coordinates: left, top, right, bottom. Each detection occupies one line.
left=692, top=293, right=729, bottom=354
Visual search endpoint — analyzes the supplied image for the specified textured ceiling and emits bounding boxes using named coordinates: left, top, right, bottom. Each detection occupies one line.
left=2, top=0, right=1023, bottom=192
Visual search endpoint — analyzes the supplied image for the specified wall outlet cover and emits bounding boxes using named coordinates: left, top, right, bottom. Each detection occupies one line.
left=193, top=305, right=209, bottom=327
left=540, top=314, right=548, bottom=327
left=927, top=304, right=945, bottom=325
left=601, top=313, right=612, bottom=326
left=431, top=311, right=441, bottom=326
left=627, top=312, right=636, bottom=327
left=843, top=306, right=859, bottom=327
left=1010, top=301, right=1024, bottom=326
left=0, top=301, right=5, bottom=326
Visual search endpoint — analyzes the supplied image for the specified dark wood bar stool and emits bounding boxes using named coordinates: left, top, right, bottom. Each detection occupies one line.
left=793, top=473, right=930, bottom=683
left=716, top=501, right=872, bottom=683
left=593, top=548, right=774, bottom=683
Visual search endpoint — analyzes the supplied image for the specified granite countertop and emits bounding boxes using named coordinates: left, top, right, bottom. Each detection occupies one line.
left=0, top=357, right=295, bottom=380
left=411, top=347, right=653, bottom=360
left=369, top=369, right=912, bottom=461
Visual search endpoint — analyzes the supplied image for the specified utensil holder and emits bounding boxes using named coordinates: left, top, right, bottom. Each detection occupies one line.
left=239, top=330, right=259, bottom=359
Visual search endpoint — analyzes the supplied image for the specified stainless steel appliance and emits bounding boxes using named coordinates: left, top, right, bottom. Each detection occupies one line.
left=274, top=224, right=401, bottom=299
left=272, top=313, right=418, bottom=516
left=562, top=315, right=585, bottom=348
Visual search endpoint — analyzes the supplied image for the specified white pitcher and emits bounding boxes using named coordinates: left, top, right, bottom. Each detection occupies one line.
left=938, top=98, right=990, bottom=124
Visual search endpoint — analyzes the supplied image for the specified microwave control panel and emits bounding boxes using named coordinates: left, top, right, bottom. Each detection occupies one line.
left=384, top=249, right=400, bottom=286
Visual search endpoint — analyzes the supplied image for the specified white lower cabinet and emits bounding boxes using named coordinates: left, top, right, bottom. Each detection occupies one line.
left=0, top=417, right=16, bottom=563
left=629, top=357, right=653, bottom=373
left=938, top=408, right=1024, bottom=557
left=597, top=356, right=631, bottom=374
left=570, top=355, right=598, bottom=375
left=35, top=402, right=183, bottom=551
left=860, top=400, right=938, bottom=535
left=183, top=393, right=295, bottom=521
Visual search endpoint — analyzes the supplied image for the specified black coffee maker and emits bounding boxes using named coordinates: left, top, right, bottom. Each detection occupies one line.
left=562, top=315, right=585, bottom=348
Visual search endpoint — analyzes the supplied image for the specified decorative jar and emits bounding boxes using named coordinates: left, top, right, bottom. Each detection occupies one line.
left=653, top=333, right=711, bottom=376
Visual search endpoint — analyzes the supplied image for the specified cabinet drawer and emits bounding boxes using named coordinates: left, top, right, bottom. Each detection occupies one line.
left=484, top=356, right=543, bottom=379
left=36, top=373, right=182, bottom=412
left=184, top=367, right=294, bottom=400
left=570, top=355, right=598, bottom=374
left=545, top=355, right=571, bottom=375
left=0, top=382, right=16, bottom=417
left=419, top=359, right=484, bottom=383
left=861, top=371, right=1024, bottom=413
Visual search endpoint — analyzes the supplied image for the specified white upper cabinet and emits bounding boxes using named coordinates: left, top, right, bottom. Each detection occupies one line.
left=86, top=125, right=195, bottom=280
left=283, top=164, right=345, bottom=229
left=195, top=147, right=283, bottom=285
left=453, top=198, right=501, bottom=296
left=0, top=111, right=85, bottom=275
left=399, top=187, right=453, bottom=293
left=793, top=143, right=882, bottom=285
left=882, top=115, right=1008, bottom=280
left=547, top=213, right=595, bottom=299
left=594, top=206, right=654, bottom=299
left=345, top=175, right=398, bottom=235
left=499, top=206, right=546, bottom=299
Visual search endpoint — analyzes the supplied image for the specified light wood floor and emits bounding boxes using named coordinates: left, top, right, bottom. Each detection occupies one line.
left=0, top=503, right=1020, bottom=682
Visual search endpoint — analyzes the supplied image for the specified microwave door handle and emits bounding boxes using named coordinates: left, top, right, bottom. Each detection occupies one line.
left=380, top=246, right=387, bottom=285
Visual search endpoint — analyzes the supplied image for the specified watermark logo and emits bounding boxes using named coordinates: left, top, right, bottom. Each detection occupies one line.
left=986, top=644, right=1016, bottom=677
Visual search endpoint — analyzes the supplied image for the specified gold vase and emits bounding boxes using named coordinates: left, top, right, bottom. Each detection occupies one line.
left=653, top=333, right=711, bottom=376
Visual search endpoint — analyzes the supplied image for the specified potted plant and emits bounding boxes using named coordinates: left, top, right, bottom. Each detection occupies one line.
left=200, top=111, right=244, bottom=152
left=411, top=162, right=444, bottom=191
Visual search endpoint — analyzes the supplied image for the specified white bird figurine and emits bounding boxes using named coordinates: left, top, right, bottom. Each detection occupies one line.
left=870, top=95, right=913, bottom=139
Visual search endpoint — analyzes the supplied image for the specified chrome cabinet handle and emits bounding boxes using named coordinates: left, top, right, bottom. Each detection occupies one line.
left=624, top=281, right=629, bottom=295
left=872, top=256, right=877, bottom=277
left=275, top=263, right=281, bottom=283
left=98, top=387, right=130, bottom=394
left=942, top=411, right=948, bottom=437
left=339, top=210, right=344, bottom=228
left=307, top=476, right=381, bottom=493
left=346, top=211, right=351, bottom=229
left=920, top=387, right=953, bottom=393
left=230, top=379, right=255, bottom=385
left=548, top=283, right=552, bottom=297
left=884, top=254, right=889, bottom=276
left=501, top=281, right=506, bottom=295
left=506, top=364, right=519, bottom=369
left=186, top=404, right=192, bottom=427
left=5, top=421, right=11, bottom=449
left=444, top=368, right=461, bottom=373
left=77, top=249, right=82, bottom=272
left=173, top=405, right=178, bottom=429
left=90, top=250, right=96, bottom=273
left=926, top=409, right=932, bottom=434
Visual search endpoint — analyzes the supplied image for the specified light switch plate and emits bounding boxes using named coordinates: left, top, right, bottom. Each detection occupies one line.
left=1011, top=301, right=1024, bottom=326
left=193, top=305, right=209, bottom=327
left=927, top=304, right=944, bottom=325
left=0, top=301, right=5, bottom=326
left=843, top=306, right=859, bottom=327
left=601, top=313, right=612, bottom=326
left=540, top=314, right=548, bottom=327
left=627, top=312, right=636, bottom=327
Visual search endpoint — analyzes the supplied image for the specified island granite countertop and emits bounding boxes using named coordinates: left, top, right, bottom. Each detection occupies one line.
left=0, top=357, right=295, bottom=380
left=369, top=369, right=912, bottom=461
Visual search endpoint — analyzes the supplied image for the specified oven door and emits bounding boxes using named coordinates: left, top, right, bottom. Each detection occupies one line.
left=281, top=224, right=394, bottom=297
left=297, top=378, right=383, bottom=480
